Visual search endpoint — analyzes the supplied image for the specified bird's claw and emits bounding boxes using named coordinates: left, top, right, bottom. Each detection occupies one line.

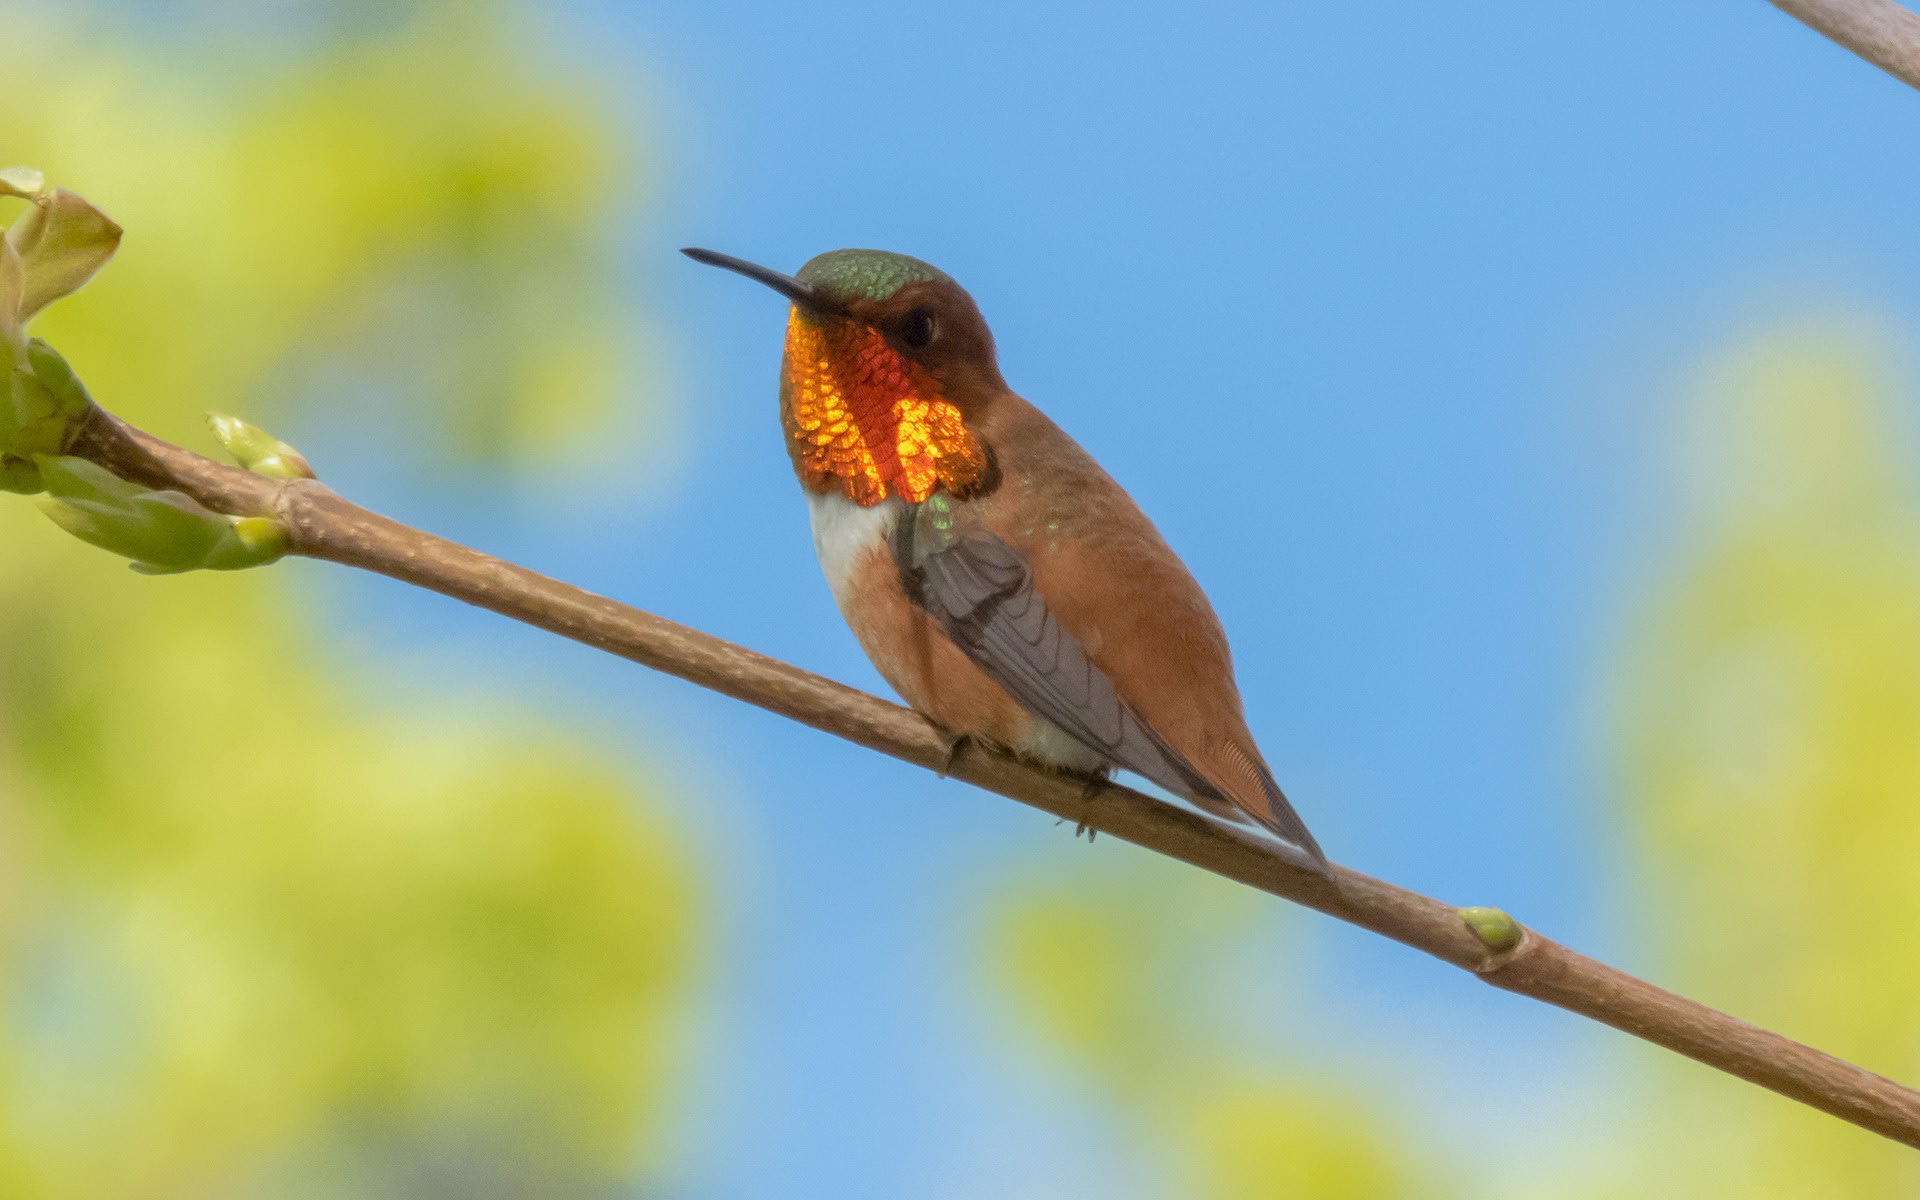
left=1053, top=816, right=1100, bottom=842
left=1066, top=770, right=1110, bottom=842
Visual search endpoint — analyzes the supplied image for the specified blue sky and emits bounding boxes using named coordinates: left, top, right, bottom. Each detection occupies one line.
left=296, top=3, right=1920, bottom=1194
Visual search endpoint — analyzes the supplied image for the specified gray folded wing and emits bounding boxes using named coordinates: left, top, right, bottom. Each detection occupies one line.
left=890, top=498, right=1220, bottom=805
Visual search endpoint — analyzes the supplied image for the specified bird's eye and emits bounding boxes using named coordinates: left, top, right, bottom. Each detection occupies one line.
left=900, top=307, right=938, bottom=349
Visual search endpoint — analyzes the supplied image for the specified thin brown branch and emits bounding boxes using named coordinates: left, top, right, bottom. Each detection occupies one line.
left=1770, top=0, right=1920, bottom=90
left=65, top=405, right=1920, bottom=1148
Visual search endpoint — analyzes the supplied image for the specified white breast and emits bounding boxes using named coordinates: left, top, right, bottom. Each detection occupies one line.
left=805, top=490, right=903, bottom=605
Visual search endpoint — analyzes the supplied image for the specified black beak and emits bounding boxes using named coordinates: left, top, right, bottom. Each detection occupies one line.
left=681, top=247, right=845, bottom=317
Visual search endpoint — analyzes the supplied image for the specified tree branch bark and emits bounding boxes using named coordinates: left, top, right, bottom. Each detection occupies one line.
left=1769, top=0, right=1920, bottom=90
left=62, top=405, right=1920, bottom=1149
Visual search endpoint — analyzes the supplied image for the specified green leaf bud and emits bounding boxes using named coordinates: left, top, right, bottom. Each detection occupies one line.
left=206, top=411, right=314, bottom=479
left=0, top=454, right=42, bottom=494
left=1459, top=907, right=1523, bottom=954
left=215, top=516, right=290, bottom=568
left=26, top=339, right=93, bottom=417
left=8, top=367, right=67, bottom=456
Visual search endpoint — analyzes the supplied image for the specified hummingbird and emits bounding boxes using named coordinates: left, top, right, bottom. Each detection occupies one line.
left=685, top=246, right=1327, bottom=873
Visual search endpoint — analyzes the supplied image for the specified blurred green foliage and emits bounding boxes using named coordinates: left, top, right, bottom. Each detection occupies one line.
left=11, top=4, right=637, bottom=474
left=0, top=5, right=696, bottom=1197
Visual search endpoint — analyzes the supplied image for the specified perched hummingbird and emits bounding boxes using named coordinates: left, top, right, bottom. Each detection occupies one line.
left=685, top=247, right=1327, bottom=872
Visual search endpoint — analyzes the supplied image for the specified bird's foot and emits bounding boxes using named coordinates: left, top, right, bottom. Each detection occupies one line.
left=933, top=729, right=975, bottom=775
left=1066, top=770, right=1112, bottom=842
left=934, top=731, right=975, bottom=779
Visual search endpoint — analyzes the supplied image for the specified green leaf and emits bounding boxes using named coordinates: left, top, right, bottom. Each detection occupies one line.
left=33, top=455, right=287, bottom=573
left=0, top=236, right=22, bottom=350
left=37, top=452, right=146, bottom=504
left=0, top=167, right=46, bottom=200
left=3, top=188, right=123, bottom=330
